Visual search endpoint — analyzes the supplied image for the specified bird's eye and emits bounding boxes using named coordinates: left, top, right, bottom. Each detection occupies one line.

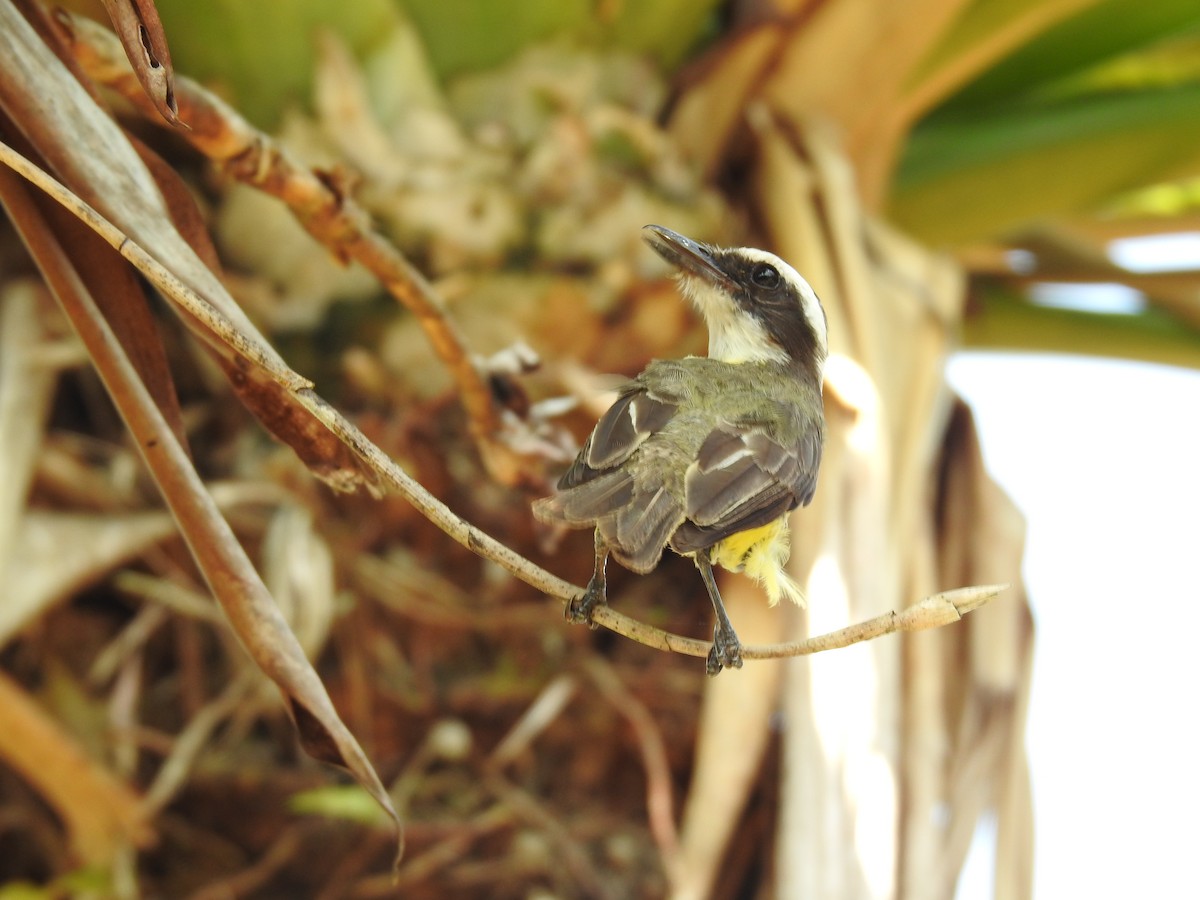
left=751, top=264, right=780, bottom=288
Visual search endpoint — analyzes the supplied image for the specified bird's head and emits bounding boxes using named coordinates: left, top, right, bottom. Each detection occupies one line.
left=643, top=224, right=827, bottom=377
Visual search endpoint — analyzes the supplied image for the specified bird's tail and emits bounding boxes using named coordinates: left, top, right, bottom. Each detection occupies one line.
left=757, top=561, right=807, bottom=608
left=741, top=521, right=807, bottom=608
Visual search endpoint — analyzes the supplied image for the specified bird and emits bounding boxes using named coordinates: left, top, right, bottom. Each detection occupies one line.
left=533, top=224, right=827, bottom=674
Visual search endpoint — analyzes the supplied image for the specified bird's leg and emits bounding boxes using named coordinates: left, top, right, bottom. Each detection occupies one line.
left=695, top=555, right=744, bottom=675
left=567, top=530, right=609, bottom=628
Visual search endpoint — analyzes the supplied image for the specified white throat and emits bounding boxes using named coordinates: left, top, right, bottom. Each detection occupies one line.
left=681, top=278, right=790, bottom=364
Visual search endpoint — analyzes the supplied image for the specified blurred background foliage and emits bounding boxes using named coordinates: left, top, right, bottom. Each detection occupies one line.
left=141, top=0, right=1200, bottom=363
left=5, top=0, right=1200, bottom=897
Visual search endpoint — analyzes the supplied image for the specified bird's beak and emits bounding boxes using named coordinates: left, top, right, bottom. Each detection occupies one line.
left=643, top=225, right=736, bottom=291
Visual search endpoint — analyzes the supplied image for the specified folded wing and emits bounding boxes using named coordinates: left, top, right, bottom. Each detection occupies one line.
left=534, top=379, right=823, bottom=570
left=670, top=423, right=821, bottom=554
left=532, top=385, right=683, bottom=573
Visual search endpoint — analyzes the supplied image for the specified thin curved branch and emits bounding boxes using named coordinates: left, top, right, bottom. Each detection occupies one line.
left=276, top=387, right=1009, bottom=661
left=614, top=584, right=1007, bottom=662
left=0, top=138, right=1003, bottom=668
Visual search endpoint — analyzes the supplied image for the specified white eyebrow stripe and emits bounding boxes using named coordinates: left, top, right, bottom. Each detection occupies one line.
left=733, top=247, right=828, bottom=357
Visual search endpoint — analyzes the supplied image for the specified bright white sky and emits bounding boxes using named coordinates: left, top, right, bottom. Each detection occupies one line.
left=947, top=352, right=1200, bottom=899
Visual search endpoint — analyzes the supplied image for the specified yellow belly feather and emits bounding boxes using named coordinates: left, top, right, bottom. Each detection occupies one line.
left=707, top=517, right=806, bottom=607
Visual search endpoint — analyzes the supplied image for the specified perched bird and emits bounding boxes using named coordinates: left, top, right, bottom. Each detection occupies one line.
left=533, top=225, right=827, bottom=674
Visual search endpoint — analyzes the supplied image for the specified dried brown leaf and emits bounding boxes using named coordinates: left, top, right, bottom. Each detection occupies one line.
left=0, top=163, right=403, bottom=860
left=218, top=355, right=384, bottom=494
left=34, top=180, right=191, bottom=454
left=0, top=4, right=303, bottom=390
left=1, top=509, right=180, bottom=645
left=98, top=0, right=178, bottom=123
left=0, top=9, right=392, bottom=494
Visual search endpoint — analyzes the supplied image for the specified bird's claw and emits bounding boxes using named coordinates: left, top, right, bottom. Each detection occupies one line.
left=566, top=577, right=605, bottom=629
left=706, top=625, right=744, bottom=676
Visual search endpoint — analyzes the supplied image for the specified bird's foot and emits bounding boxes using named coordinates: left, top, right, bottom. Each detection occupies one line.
left=706, top=623, right=744, bottom=676
left=566, top=576, right=606, bottom=629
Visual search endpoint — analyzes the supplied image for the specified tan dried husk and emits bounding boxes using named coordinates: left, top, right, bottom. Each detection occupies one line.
left=666, top=16, right=1034, bottom=900
left=0, top=2, right=1030, bottom=897
left=662, top=119, right=1032, bottom=898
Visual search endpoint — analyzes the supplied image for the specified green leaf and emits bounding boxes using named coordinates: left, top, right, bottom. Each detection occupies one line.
left=0, top=885, right=52, bottom=900
left=930, top=0, right=1200, bottom=113
left=966, top=285, right=1200, bottom=368
left=399, top=0, right=721, bottom=77
left=601, top=0, right=725, bottom=70
left=290, top=784, right=390, bottom=824
left=399, top=0, right=590, bottom=78
left=891, top=84, right=1200, bottom=243
left=153, top=0, right=397, bottom=128
left=1104, top=175, right=1200, bottom=218
left=0, top=867, right=113, bottom=900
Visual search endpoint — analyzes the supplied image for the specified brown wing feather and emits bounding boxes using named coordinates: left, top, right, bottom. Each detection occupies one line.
left=558, top=388, right=677, bottom=489
left=601, top=486, right=682, bottom=573
left=669, top=424, right=822, bottom=555
left=536, top=365, right=822, bottom=570
left=534, top=384, right=684, bottom=572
